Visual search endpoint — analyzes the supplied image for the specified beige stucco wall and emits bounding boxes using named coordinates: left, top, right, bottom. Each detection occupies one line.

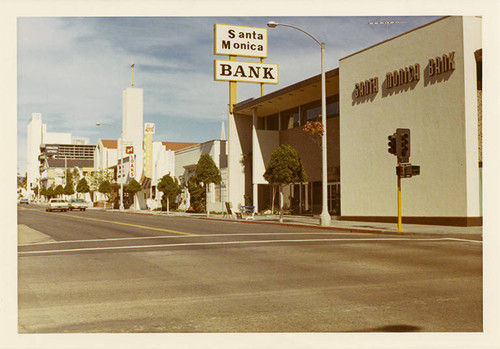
left=253, top=130, right=279, bottom=184
left=339, top=16, right=481, bottom=218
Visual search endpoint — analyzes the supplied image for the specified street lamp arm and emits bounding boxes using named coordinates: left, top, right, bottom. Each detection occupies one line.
left=267, top=22, right=322, bottom=47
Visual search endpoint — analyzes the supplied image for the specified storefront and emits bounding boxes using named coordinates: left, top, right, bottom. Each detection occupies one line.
left=229, top=16, right=482, bottom=226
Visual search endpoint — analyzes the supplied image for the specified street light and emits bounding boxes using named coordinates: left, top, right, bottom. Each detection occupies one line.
left=96, top=122, right=124, bottom=211
left=267, top=21, right=331, bottom=226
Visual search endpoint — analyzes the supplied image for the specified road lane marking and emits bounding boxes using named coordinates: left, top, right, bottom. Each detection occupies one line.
left=41, top=211, right=195, bottom=236
left=18, top=231, right=381, bottom=246
left=19, top=207, right=195, bottom=236
left=18, top=237, right=482, bottom=255
left=18, top=231, right=483, bottom=247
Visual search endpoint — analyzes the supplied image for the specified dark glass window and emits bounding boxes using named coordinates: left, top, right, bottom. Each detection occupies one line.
left=280, top=107, right=299, bottom=130
left=265, top=114, right=279, bottom=130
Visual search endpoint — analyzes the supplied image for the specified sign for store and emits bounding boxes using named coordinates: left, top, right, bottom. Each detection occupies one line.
left=144, top=123, right=154, bottom=178
left=214, top=59, right=279, bottom=84
left=144, top=123, right=155, bottom=135
left=130, top=154, right=135, bottom=177
left=214, top=24, right=267, bottom=58
left=125, top=146, right=134, bottom=155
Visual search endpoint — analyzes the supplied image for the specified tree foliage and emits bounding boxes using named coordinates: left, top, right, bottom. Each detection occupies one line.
left=76, top=177, right=90, bottom=194
left=64, top=180, right=75, bottom=196
left=264, top=144, right=307, bottom=185
left=55, top=185, right=64, bottom=197
left=264, top=145, right=307, bottom=222
left=193, top=154, right=221, bottom=185
left=126, top=178, right=142, bottom=194
left=98, top=180, right=113, bottom=202
left=89, top=169, right=113, bottom=192
left=157, top=173, right=181, bottom=211
left=192, top=154, right=221, bottom=215
left=187, top=178, right=205, bottom=213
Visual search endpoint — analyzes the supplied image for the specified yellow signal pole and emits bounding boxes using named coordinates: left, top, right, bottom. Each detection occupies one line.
left=397, top=165, right=403, bottom=231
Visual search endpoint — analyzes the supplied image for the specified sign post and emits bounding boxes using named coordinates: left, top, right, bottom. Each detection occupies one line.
left=214, top=23, right=279, bottom=209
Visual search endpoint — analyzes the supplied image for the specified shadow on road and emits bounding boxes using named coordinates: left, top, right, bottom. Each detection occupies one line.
left=348, top=324, right=421, bottom=332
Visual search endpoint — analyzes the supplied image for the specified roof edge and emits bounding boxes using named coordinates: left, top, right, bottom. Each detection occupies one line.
left=339, top=16, right=450, bottom=61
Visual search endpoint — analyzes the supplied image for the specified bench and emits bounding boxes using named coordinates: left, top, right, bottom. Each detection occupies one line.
left=236, top=206, right=255, bottom=220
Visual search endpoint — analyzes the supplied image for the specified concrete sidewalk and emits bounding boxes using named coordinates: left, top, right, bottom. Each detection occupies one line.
left=101, top=208, right=483, bottom=236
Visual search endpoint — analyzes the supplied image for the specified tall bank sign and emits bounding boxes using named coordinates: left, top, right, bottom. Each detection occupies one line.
left=214, top=24, right=278, bottom=85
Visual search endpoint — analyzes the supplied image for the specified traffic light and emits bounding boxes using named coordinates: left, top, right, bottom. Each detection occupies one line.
left=396, top=128, right=411, bottom=163
left=387, top=133, right=397, bottom=156
left=396, top=164, right=421, bottom=178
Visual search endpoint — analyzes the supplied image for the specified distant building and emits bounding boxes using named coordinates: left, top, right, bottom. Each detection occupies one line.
left=26, top=113, right=96, bottom=200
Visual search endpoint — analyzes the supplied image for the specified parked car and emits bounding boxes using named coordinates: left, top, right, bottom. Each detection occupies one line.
left=68, top=198, right=88, bottom=211
left=20, top=198, right=29, bottom=204
left=46, top=198, right=69, bottom=212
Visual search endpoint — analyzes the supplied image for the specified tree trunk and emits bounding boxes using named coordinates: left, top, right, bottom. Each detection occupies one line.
left=206, top=184, right=210, bottom=217
left=167, top=196, right=170, bottom=215
left=271, top=184, right=276, bottom=215
left=279, top=185, right=284, bottom=223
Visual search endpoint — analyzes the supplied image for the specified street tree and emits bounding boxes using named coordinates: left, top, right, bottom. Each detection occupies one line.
left=157, top=173, right=181, bottom=213
left=76, top=177, right=90, bottom=199
left=98, top=180, right=113, bottom=208
left=126, top=178, right=142, bottom=210
left=40, top=187, right=48, bottom=201
left=264, top=144, right=307, bottom=223
left=187, top=178, right=205, bottom=213
left=64, top=178, right=75, bottom=197
left=193, top=154, right=221, bottom=215
left=55, top=185, right=64, bottom=198
left=89, top=169, right=113, bottom=202
left=22, top=172, right=27, bottom=189
left=47, top=187, right=54, bottom=199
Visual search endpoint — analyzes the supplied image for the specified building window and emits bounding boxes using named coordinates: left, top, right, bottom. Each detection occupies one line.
left=302, top=101, right=322, bottom=124
left=280, top=107, right=300, bottom=130
left=265, top=114, right=279, bottom=130
left=326, top=100, right=339, bottom=118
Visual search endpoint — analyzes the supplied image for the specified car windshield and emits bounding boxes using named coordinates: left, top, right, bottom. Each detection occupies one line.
left=51, top=199, right=65, bottom=203
left=71, top=199, right=84, bottom=202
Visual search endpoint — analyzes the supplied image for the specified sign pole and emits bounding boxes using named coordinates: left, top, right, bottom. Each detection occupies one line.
left=229, top=55, right=237, bottom=112
left=260, top=58, right=264, bottom=97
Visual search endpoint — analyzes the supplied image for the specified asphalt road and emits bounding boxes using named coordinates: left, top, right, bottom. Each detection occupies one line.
left=18, top=204, right=482, bottom=333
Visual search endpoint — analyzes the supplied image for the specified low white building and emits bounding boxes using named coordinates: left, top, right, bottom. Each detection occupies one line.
left=174, top=139, right=228, bottom=212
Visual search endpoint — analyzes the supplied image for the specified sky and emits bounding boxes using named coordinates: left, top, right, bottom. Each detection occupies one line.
left=17, top=15, right=442, bottom=174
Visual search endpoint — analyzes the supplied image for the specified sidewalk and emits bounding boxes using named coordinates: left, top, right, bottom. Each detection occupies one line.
left=99, top=207, right=483, bottom=236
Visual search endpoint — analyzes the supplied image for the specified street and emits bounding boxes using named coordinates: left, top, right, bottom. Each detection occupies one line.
left=18, top=204, right=482, bottom=333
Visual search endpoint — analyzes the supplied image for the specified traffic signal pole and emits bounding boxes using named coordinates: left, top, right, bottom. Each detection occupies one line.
left=397, top=168, right=402, bottom=231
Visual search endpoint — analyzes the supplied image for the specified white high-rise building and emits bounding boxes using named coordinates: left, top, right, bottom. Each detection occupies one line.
left=122, top=87, right=144, bottom=182
left=26, top=113, right=43, bottom=196
left=26, top=112, right=88, bottom=199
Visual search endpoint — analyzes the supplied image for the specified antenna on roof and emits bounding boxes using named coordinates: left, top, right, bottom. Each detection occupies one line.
left=131, top=59, right=135, bottom=87
left=368, top=19, right=406, bottom=38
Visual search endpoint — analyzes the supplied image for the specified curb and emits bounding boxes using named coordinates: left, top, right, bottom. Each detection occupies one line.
left=92, top=209, right=481, bottom=237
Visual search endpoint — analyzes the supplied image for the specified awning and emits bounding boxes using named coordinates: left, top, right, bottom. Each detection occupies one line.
left=141, top=177, right=152, bottom=189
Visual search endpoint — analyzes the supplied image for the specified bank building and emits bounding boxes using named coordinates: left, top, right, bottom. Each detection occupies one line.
left=227, top=16, right=482, bottom=226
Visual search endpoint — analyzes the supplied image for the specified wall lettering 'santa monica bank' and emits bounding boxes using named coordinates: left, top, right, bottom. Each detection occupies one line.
left=354, top=51, right=455, bottom=99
